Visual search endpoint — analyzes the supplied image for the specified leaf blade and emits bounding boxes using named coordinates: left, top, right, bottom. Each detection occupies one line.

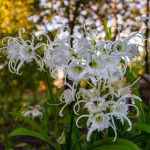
left=3, top=126, right=11, bottom=149
left=132, top=123, right=150, bottom=134
left=9, top=128, right=47, bottom=142
left=9, top=112, right=56, bottom=150
left=86, top=137, right=140, bottom=150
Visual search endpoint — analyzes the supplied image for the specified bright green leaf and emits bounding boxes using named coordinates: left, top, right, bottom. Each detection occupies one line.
left=9, top=128, right=47, bottom=143
left=3, top=126, right=11, bottom=149
left=15, top=143, right=31, bottom=150
left=9, top=112, right=56, bottom=150
left=71, top=135, right=86, bottom=150
left=121, top=59, right=145, bottom=123
left=132, top=123, right=150, bottom=134
left=86, top=137, right=140, bottom=150
left=129, top=133, right=150, bottom=144
left=146, top=99, right=150, bottom=124
left=57, top=131, right=66, bottom=144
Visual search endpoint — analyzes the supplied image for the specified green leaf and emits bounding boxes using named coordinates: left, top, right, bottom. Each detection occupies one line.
left=15, top=143, right=31, bottom=150
left=146, top=99, right=150, bottom=124
left=108, top=28, right=111, bottom=40
left=71, top=120, right=82, bottom=150
left=57, top=131, right=66, bottom=144
left=3, top=126, right=11, bottom=149
left=145, top=141, right=150, bottom=149
left=104, top=18, right=108, bottom=39
left=129, top=133, right=150, bottom=144
left=44, top=101, right=48, bottom=133
left=132, top=123, right=150, bottom=134
left=121, top=59, right=145, bottom=123
left=71, top=135, right=86, bottom=150
left=86, top=138, right=140, bottom=150
left=9, top=112, right=56, bottom=150
left=9, top=128, right=48, bottom=143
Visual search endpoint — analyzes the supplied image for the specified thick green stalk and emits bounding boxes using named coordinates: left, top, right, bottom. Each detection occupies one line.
left=66, top=83, right=80, bottom=150
left=44, top=66, right=61, bottom=136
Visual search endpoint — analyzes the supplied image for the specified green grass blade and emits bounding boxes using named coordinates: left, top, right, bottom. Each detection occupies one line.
left=3, top=126, right=11, bottom=149
left=9, top=112, right=56, bottom=150
left=86, top=137, right=140, bottom=150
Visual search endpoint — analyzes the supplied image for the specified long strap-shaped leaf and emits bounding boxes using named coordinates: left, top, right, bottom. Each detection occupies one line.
left=132, top=123, right=150, bottom=134
left=9, top=112, right=56, bottom=150
left=129, top=133, right=150, bottom=144
left=86, top=137, right=140, bottom=150
left=121, top=59, right=145, bottom=123
left=3, top=126, right=11, bottom=149
left=9, top=128, right=48, bottom=143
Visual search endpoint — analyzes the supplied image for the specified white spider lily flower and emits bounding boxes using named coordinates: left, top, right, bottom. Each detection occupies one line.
left=86, top=55, right=106, bottom=76
left=109, top=102, right=128, bottom=116
left=75, top=88, right=99, bottom=102
left=107, top=101, right=138, bottom=130
left=52, top=45, right=72, bottom=66
left=6, top=41, right=20, bottom=59
left=23, top=105, right=43, bottom=121
left=43, top=46, right=54, bottom=70
left=105, top=56, right=120, bottom=69
left=84, top=97, right=108, bottom=115
left=117, top=93, right=142, bottom=104
left=68, top=61, right=88, bottom=82
left=75, top=36, right=92, bottom=49
left=9, top=44, right=43, bottom=75
left=112, top=40, right=124, bottom=52
left=108, top=111, right=132, bottom=132
left=111, top=68, right=124, bottom=83
left=96, top=67, right=109, bottom=84
left=76, top=47, right=91, bottom=60
left=86, top=113, right=111, bottom=141
left=59, top=89, right=74, bottom=117
left=96, top=41, right=105, bottom=53
left=2, top=28, right=44, bottom=74
left=127, top=44, right=139, bottom=59
left=116, top=77, right=141, bottom=97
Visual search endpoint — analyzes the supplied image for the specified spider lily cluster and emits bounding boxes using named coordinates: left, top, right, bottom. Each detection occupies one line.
left=0, top=18, right=149, bottom=141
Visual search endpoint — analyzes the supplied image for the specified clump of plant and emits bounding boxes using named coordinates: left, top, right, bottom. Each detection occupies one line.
left=1, top=18, right=150, bottom=150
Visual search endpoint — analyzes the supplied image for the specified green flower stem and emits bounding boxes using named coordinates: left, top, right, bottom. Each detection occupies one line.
left=44, top=66, right=61, bottom=136
left=66, top=83, right=80, bottom=150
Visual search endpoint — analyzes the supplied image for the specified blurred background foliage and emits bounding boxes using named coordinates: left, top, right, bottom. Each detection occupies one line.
left=0, top=0, right=150, bottom=149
